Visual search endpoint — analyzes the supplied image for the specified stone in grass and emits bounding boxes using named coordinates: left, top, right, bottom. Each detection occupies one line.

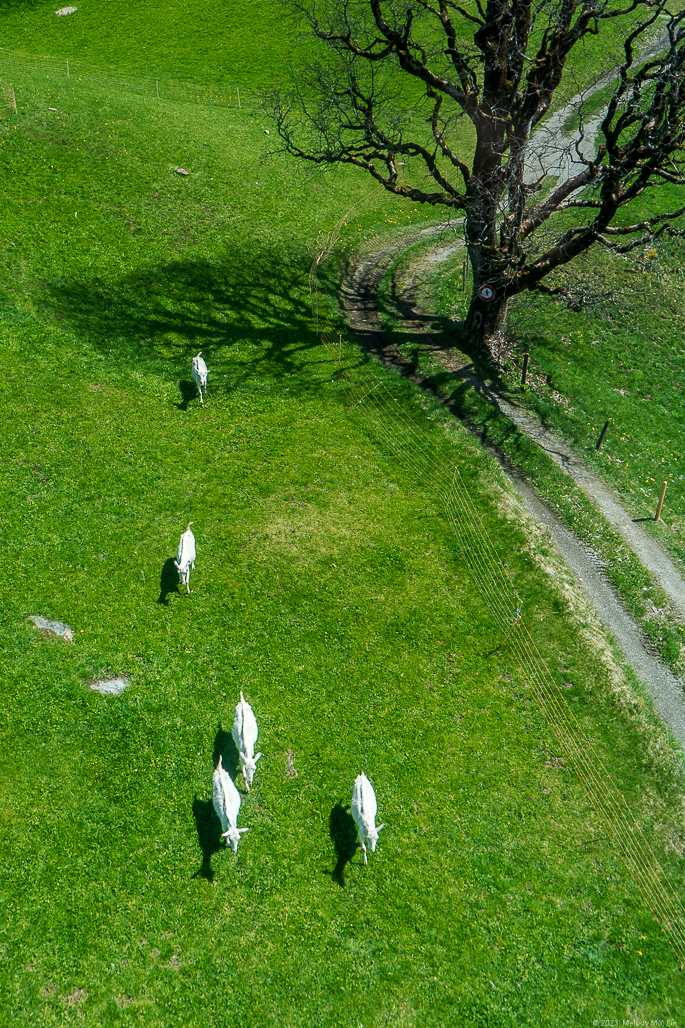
left=175, top=168, right=189, bottom=176
left=29, top=616, right=74, bottom=642
left=88, top=677, right=129, bottom=696
left=55, top=7, right=78, bottom=14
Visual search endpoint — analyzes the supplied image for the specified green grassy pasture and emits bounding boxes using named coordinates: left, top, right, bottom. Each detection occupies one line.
left=0, top=0, right=292, bottom=87
left=0, top=0, right=670, bottom=191
left=0, top=0, right=666, bottom=97
left=3, top=266, right=685, bottom=1023
left=1, top=4, right=685, bottom=1026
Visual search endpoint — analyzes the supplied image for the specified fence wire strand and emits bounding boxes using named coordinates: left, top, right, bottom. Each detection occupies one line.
left=310, top=225, right=685, bottom=967
left=0, top=46, right=249, bottom=110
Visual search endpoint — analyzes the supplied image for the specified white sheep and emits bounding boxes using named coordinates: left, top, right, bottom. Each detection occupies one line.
left=232, top=691, right=261, bottom=791
left=351, top=773, right=385, bottom=865
left=174, top=522, right=196, bottom=594
left=191, top=351, right=209, bottom=404
left=212, top=755, right=248, bottom=852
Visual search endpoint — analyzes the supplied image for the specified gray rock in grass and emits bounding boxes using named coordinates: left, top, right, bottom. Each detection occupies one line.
left=29, top=616, right=74, bottom=642
left=174, top=168, right=189, bottom=176
left=88, top=677, right=130, bottom=696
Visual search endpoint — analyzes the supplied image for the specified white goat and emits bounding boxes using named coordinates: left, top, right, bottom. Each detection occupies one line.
left=174, top=522, right=196, bottom=594
left=351, top=773, right=385, bottom=865
left=191, top=351, right=209, bottom=404
left=232, top=691, right=261, bottom=791
left=212, top=755, right=248, bottom=852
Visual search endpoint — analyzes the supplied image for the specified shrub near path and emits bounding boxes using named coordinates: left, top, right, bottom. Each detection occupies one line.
left=0, top=8, right=685, bottom=1028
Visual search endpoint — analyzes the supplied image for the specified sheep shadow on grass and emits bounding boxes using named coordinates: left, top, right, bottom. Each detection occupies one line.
left=175, top=379, right=199, bottom=411
left=157, top=557, right=180, bottom=605
left=191, top=727, right=241, bottom=881
left=212, top=722, right=241, bottom=782
left=191, top=795, right=223, bottom=882
left=324, top=801, right=359, bottom=887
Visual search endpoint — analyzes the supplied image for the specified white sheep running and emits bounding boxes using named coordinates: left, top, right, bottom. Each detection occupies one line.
left=191, top=351, right=209, bottom=404
left=212, top=755, right=248, bottom=852
left=232, top=691, right=261, bottom=791
left=351, top=773, right=385, bottom=865
left=174, top=522, right=196, bottom=594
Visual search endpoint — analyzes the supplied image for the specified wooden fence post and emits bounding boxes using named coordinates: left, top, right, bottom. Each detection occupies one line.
left=521, top=352, right=529, bottom=387
left=655, top=481, right=667, bottom=522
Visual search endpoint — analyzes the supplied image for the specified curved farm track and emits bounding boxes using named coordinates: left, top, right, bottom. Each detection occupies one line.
left=340, top=225, right=685, bottom=748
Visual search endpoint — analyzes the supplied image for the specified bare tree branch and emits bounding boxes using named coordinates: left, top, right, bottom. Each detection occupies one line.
left=266, top=0, right=685, bottom=361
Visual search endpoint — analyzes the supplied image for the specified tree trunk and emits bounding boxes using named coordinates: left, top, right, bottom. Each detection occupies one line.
left=461, top=168, right=510, bottom=366
left=462, top=281, right=509, bottom=366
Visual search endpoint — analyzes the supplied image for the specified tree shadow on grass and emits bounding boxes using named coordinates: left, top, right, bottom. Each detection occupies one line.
left=349, top=265, right=514, bottom=405
left=43, top=245, right=333, bottom=398
left=158, top=557, right=180, bottom=605
left=323, top=800, right=359, bottom=887
left=191, top=795, right=223, bottom=882
left=212, top=722, right=240, bottom=781
left=378, top=256, right=541, bottom=392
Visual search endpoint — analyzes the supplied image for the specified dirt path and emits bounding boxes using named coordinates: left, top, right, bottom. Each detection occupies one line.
left=394, top=232, right=685, bottom=622
left=337, top=31, right=685, bottom=743
left=523, top=23, right=671, bottom=190
left=513, top=471, right=685, bottom=746
left=339, top=226, right=685, bottom=748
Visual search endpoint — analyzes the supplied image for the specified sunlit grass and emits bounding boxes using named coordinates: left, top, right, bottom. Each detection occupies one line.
left=1, top=3, right=685, bottom=1025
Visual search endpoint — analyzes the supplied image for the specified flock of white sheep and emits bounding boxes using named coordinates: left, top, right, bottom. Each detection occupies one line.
left=212, top=690, right=384, bottom=864
left=181, top=354, right=385, bottom=865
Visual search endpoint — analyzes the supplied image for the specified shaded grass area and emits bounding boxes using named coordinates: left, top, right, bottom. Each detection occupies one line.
left=1, top=17, right=685, bottom=1028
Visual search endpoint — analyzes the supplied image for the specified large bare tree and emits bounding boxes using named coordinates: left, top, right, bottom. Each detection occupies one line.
left=265, top=0, right=685, bottom=363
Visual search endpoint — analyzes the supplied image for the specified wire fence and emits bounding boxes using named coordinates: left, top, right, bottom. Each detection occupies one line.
left=308, top=213, right=685, bottom=969
left=0, top=46, right=253, bottom=111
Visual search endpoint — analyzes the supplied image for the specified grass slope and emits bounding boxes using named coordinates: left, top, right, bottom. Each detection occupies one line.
left=0, top=0, right=292, bottom=87
left=1, top=3, right=685, bottom=1026
left=4, top=297, right=685, bottom=1025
